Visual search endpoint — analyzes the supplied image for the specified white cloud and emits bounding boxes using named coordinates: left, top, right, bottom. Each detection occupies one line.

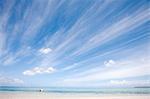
left=23, top=66, right=55, bottom=76
left=110, top=80, right=128, bottom=85
left=110, top=80, right=150, bottom=87
left=62, top=58, right=150, bottom=84
left=39, top=48, right=52, bottom=54
left=104, top=60, right=116, bottom=67
left=0, top=76, right=24, bottom=84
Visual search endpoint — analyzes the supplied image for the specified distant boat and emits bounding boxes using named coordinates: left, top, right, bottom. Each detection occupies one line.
left=39, top=89, right=44, bottom=92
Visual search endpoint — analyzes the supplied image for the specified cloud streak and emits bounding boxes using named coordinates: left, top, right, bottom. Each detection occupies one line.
left=72, top=7, right=149, bottom=56
left=0, top=76, right=24, bottom=85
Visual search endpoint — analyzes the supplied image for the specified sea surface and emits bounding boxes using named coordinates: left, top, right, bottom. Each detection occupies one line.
left=0, top=86, right=150, bottom=94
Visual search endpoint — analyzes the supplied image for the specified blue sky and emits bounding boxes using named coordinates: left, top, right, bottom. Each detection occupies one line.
left=0, top=0, right=149, bottom=87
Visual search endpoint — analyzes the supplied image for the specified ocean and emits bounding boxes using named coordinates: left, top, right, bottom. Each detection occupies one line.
left=0, top=86, right=150, bottom=94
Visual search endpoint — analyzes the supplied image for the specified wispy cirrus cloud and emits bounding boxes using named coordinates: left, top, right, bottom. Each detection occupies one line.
left=71, top=7, right=149, bottom=56
left=0, top=32, right=6, bottom=54
left=0, top=0, right=149, bottom=87
left=0, top=46, right=33, bottom=66
left=38, top=1, right=148, bottom=68
left=0, top=76, right=24, bottom=85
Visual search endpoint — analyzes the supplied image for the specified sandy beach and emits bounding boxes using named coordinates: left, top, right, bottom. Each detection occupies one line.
left=0, top=93, right=150, bottom=99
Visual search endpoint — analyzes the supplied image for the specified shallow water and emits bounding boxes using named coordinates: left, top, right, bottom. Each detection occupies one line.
left=0, top=86, right=150, bottom=94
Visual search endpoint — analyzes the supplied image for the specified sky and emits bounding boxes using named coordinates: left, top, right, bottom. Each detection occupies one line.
left=0, top=0, right=149, bottom=87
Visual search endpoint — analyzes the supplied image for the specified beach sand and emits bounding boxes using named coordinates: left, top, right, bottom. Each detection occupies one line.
left=0, top=93, right=150, bottom=99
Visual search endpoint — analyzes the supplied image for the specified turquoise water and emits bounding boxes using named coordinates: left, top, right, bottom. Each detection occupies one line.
left=0, top=86, right=150, bottom=94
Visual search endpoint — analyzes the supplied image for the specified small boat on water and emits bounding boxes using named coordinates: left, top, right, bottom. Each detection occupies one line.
left=39, top=89, right=44, bottom=92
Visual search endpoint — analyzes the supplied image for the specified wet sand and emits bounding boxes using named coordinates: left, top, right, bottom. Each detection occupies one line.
left=0, top=93, right=150, bottom=99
